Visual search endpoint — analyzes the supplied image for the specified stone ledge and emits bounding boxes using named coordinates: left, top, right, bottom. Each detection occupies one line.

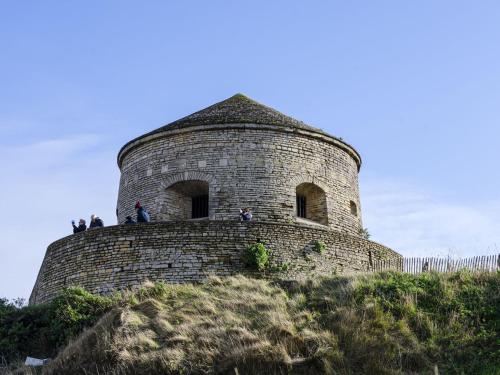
left=30, top=220, right=401, bottom=305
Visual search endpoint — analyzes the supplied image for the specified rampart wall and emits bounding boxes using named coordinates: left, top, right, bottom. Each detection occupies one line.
left=29, top=221, right=401, bottom=304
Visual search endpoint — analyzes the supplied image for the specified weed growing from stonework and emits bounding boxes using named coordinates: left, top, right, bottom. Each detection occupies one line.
left=314, top=240, right=326, bottom=254
left=242, top=243, right=270, bottom=271
left=359, top=227, right=371, bottom=239
left=270, top=262, right=291, bottom=272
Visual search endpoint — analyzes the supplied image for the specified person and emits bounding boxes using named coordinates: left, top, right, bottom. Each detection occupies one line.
left=89, top=214, right=104, bottom=229
left=125, top=216, right=136, bottom=224
left=72, top=219, right=87, bottom=233
left=240, top=207, right=252, bottom=221
left=135, top=201, right=150, bottom=223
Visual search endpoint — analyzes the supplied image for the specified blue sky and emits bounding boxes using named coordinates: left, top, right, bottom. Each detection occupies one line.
left=1, top=1, right=499, bottom=299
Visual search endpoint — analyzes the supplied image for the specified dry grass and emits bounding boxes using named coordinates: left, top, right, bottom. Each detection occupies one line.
left=43, top=276, right=336, bottom=375
left=40, top=271, right=500, bottom=375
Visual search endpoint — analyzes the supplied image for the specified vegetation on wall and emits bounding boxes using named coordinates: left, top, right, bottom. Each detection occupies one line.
left=359, top=227, right=371, bottom=239
left=2, top=271, right=499, bottom=374
left=242, top=242, right=270, bottom=271
left=313, top=240, right=326, bottom=254
left=270, top=261, right=291, bottom=273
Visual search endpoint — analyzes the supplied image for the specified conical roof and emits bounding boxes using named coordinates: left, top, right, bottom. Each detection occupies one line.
left=150, top=93, right=323, bottom=133
left=119, top=93, right=361, bottom=169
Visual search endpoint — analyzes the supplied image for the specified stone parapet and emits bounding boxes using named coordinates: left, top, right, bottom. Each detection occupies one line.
left=29, top=221, right=401, bottom=305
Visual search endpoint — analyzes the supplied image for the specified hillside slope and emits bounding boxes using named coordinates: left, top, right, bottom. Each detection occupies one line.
left=41, top=271, right=499, bottom=375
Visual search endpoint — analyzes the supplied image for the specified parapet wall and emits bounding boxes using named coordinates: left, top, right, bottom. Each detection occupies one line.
left=29, top=221, right=401, bottom=305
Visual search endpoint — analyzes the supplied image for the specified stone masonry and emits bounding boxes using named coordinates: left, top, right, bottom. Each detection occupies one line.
left=29, top=221, right=401, bottom=305
left=116, top=94, right=363, bottom=235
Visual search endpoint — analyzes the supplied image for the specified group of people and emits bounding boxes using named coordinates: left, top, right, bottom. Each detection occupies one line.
left=72, top=215, right=104, bottom=233
left=124, top=201, right=151, bottom=224
left=71, top=201, right=150, bottom=233
left=71, top=202, right=252, bottom=233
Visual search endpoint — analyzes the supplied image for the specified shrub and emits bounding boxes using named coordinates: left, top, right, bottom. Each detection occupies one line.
left=49, top=286, right=117, bottom=345
left=0, top=287, right=116, bottom=364
left=314, top=240, right=326, bottom=254
left=242, top=243, right=269, bottom=271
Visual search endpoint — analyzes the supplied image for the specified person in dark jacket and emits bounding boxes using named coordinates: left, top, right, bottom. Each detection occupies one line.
left=89, top=214, right=104, bottom=229
left=72, top=219, right=87, bottom=233
left=135, top=201, right=150, bottom=223
left=125, top=216, right=135, bottom=224
left=239, top=207, right=253, bottom=221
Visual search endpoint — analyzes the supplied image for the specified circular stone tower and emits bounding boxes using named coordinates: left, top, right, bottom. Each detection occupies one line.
left=30, top=94, right=402, bottom=305
left=117, top=94, right=363, bottom=235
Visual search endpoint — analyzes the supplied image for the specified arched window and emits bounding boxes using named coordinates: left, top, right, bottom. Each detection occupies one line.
left=350, top=201, right=358, bottom=216
left=164, top=180, right=209, bottom=220
left=295, top=183, right=328, bottom=225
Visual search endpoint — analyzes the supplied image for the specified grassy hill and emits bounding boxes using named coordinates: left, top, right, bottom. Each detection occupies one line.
left=1, top=271, right=499, bottom=374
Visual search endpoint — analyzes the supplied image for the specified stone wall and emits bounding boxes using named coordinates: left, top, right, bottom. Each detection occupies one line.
left=116, top=124, right=363, bottom=235
left=29, top=221, right=401, bottom=305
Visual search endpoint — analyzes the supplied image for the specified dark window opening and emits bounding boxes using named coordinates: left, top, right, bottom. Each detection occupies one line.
left=295, top=183, right=328, bottom=225
left=192, top=194, right=209, bottom=218
left=162, top=180, right=209, bottom=220
left=297, top=195, right=306, bottom=218
left=350, top=201, right=357, bottom=216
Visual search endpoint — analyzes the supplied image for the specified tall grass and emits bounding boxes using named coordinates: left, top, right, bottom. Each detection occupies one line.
left=37, top=271, right=499, bottom=375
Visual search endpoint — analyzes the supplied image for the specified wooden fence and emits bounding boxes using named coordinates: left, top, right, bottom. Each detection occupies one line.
left=371, top=254, right=500, bottom=274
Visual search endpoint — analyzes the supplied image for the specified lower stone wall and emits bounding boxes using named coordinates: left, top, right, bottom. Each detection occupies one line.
left=29, top=221, right=401, bottom=304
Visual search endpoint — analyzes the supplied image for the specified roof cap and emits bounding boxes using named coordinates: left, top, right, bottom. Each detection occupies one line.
left=150, top=93, right=324, bottom=133
left=118, top=93, right=362, bottom=170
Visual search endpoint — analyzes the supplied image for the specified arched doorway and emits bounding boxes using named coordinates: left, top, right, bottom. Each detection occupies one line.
left=164, top=180, right=209, bottom=220
left=295, top=183, right=328, bottom=225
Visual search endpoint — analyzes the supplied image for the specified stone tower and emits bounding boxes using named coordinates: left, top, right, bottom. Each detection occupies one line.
left=117, top=94, right=362, bottom=235
left=29, top=94, right=401, bottom=305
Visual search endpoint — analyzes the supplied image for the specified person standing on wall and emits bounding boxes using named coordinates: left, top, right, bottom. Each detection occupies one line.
left=89, top=214, right=104, bottom=229
left=135, top=201, right=151, bottom=223
left=125, top=216, right=136, bottom=224
left=240, top=207, right=253, bottom=221
left=72, top=219, right=87, bottom=233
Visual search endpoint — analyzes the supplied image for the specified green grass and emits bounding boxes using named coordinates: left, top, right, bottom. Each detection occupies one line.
left=1, top=271, right=499, bottom=374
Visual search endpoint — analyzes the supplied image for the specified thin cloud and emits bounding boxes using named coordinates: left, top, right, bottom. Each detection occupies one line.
left=362, top=179, right=500, bottom=258
left=2, top=134, right=103, bottom=169
left=0, top=135, right=119, bottom=300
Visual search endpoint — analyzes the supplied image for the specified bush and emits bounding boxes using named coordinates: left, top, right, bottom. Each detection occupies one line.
left=242, top=243, right=270, bottom=271
left=0, top=287, right=116, bottom=364
left=314, top=240, right=326, bottom=254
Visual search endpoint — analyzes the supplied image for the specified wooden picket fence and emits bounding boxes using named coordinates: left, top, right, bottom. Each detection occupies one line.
left=371, top=254, right=500, bottom=274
